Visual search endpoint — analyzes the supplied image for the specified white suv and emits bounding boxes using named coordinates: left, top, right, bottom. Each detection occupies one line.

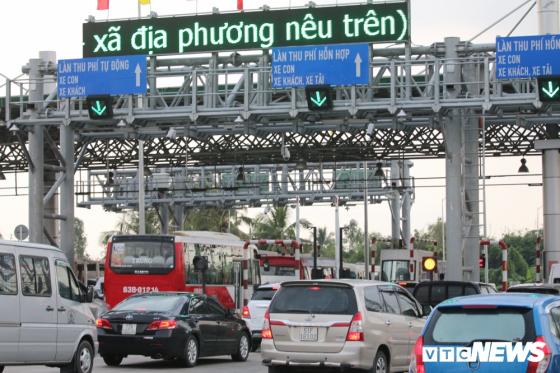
left=242, top=283, right=280, bottom=351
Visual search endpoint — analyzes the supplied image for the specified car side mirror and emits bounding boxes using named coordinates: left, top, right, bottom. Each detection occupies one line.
left=421, top=304, right=433, bottom=317
left=85, top=286, right=95, bottom=303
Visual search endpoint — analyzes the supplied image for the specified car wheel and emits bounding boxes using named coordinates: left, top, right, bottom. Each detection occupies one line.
left=102, top=354, right=124, bottom=366
left=182, top=335, right=199, bottom=368
left=372, top=350, right=389, bottom=373
left=0, top=365, right=4, bottom=373
left=60, top=340, right=94, bottom=373
left=231, top=332, right=250, bottom=361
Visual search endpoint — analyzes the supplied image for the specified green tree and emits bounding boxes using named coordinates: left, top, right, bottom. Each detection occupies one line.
left=252, top=206, right=310, bottom=240
left=183, top=207, right=250, bottom=238
left=74, top=218, right=88, bottom=259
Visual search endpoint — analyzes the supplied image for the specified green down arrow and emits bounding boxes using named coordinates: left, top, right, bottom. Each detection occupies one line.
left=310, top=91, right=327, bottom=107
left=91, top=101, right=107, bottom=116
left=542, top=81, right=560, bottom=98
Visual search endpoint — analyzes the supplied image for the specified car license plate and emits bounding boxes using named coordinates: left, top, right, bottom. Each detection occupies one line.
left=121, top=324, right=137, bottom=335
left=299, top=327, right=318, bottom=342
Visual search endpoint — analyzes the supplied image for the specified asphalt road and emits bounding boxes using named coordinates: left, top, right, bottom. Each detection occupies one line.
left=4, top=354, right=266, bottom=373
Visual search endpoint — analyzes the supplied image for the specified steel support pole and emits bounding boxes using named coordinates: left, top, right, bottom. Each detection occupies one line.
left=464, top=115, right=480, bottom=281
left=334, top=197, right=340, bottom=279
left=60, top=124, right=75, bottom=262
left=443, top=37, right=463, bottom=281
left=538, top=0, right=560, bottom=278
left=444, top=114, right=463, bottom=281
left=401, top=161, right=412, bottom=256
left=138, top=140, right=145, bottom=234
left=363, top=161, right=370, bottom=278
left=28, top=58, right=44, bottom=244
left=390, top=161, right=401, bottom=249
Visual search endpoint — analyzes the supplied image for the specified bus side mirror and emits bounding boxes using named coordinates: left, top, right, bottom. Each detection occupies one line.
left=421, top=304, right=433, bottom=317
left=85, top=286, right=95, bottom=303
left=263, top=259, right=270, bottom=272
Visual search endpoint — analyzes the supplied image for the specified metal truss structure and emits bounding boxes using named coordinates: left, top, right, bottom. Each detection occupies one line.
left=75, top=161, right=411, bottom=211
left=0, top=41, right=555, bottom=172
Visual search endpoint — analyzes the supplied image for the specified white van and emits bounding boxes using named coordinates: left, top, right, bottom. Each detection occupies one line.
left=0, top=240, right=98, bottom=373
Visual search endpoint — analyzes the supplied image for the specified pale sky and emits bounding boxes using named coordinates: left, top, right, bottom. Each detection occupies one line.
left=0, top=0, right=545, bottom=258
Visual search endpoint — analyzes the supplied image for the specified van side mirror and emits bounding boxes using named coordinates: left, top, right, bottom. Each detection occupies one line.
left=85, top=286, right=95, bottom=303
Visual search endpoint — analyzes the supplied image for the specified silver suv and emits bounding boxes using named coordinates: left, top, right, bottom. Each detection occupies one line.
left=261, top=280, right=426, bottom=373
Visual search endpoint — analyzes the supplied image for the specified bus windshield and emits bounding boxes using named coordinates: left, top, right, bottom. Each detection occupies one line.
left=110, top=238, right=175, bottom=274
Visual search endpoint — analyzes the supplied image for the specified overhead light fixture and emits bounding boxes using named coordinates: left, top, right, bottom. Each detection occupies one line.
left=518, top=158, right=529, bottom=173
left=366, top=121, right=375, bottom=137
left=166, top=127, right=177, bottom=139
left=234, top=115, right=244, bottom=123
left=374, top=162, right=385, bottom=177
left=296, top=158, right=307, bottom=170
left=117, top=119, right=127, bottom=127
left=397, top=109, right=407, bottom=120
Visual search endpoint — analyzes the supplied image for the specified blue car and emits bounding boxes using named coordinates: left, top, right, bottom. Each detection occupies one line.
left=409, top=293, right=560, bottom=373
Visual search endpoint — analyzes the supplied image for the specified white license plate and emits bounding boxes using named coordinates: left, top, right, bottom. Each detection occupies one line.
left=121, top=324, right=137, bottom=335
left=299, top=327, right=318, bottom=342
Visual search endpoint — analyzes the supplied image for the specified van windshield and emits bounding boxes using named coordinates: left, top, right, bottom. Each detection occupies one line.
left=270, top=285, right=357, bottom=315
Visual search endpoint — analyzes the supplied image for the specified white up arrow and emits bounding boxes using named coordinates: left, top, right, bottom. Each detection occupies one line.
left=354, top=53, right=362, bottom=78
left=135, top=64, right=142, bottom=87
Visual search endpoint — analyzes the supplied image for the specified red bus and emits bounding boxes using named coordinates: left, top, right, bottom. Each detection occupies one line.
left=104, top=231, right=261, bottom=310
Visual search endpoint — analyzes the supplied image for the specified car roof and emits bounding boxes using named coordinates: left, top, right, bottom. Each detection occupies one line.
left=129, top=291, right=194, bottom=298
left=258, top=283, right=281, bottom=289
left=280, top=279, right=397, bottom=288
left=508, top=283, right=560, bottom=289
left=415, top=280, right=490, bottom=286
left=0, top=239, right=63, bottom=253
left=435, top=293, right=559, bottom=309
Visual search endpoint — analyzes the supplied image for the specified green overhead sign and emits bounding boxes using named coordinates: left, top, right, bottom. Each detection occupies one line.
left=83, top=2, right=409, bottom=57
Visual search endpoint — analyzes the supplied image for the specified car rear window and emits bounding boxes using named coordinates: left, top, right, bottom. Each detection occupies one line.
left=114, top=295, right=184, bottom=312
left=270, top=285, right=357, bottom=315
left=425, top=307, right=535, bottom=345
left=252, top=288, right=277, bottom=300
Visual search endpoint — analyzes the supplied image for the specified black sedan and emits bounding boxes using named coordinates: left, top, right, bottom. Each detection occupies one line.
left=96, top=292, right=251, bottom=367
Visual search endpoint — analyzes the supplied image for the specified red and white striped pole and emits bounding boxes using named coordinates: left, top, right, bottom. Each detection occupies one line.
left=370, top=237, right=377, bottom=279
left=292, top=241, right=303, bottom=279
left=499, top=240, right=508, bottom=291
left=536, top=237, right=542, bottom=283
left=242, top=241, right=250, bottom=308
left=409, top=237, right=415, bottom=281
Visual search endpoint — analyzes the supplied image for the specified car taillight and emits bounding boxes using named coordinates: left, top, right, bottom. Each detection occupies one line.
left=262, top=309, right=272, bottom=339
left=96, top=318, right=112, bottom=329
left=346, top=312, right=364, bottom=342
left=146, top=320, right=177, bottom=331
left=414, top=336, right=426, bottom=373
left=527, top=336, right=551, bottom=373
left=242, top=306, right=251, bottom=319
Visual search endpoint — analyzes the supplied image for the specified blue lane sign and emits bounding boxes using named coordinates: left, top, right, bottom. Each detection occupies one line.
left=496, top=35, right=560, bottom=79
left=58, top=55, right=147, bottom=98
left=272, top=43, right=369, bottom=88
